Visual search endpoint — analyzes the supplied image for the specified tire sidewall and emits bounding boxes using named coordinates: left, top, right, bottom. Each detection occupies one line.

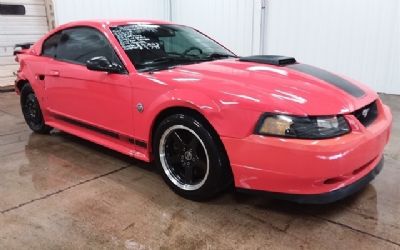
left=153, top=113, right=229, bottom=200
left=20, top=84, right=49, bottom=133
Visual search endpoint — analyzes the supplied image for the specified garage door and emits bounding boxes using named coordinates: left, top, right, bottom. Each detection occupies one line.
left=0, top=0, right=49, bottom=87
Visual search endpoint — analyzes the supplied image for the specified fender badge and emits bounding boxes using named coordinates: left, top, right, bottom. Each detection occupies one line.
left=362, top=108, right=370, bottom=118
left=136, top=103, right=144, bottom=113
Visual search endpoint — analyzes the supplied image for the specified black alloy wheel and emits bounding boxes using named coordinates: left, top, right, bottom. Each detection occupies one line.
left=20, top=84, right=52, bottom=134
left=153, top=113, right=232, bottom=200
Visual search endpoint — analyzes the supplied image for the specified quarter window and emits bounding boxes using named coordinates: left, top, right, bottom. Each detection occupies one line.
left=56, top=27, right=122, bottom=66
left=42, top=32, right=61, bottom=58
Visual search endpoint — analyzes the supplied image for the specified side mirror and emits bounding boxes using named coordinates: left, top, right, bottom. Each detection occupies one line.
left=86, top=56, right=125, bottom=74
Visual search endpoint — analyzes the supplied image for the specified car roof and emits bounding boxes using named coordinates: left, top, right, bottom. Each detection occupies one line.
left=33, top=19, right=178, bottom=55
left=58, top=19, right=174, bottom=29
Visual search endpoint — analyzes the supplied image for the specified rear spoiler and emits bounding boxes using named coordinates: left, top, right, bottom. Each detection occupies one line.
left=13, top=42, right=34, bottom=55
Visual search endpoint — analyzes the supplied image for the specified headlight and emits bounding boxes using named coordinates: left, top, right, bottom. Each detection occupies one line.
left=255, top=114, right=350, bottom=139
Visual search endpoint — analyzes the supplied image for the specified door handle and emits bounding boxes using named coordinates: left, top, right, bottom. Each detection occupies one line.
left=49, top=70, right=60, bottom=77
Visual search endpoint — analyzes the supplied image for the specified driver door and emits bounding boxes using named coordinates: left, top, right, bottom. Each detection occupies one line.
left=44, top=27, right=134, bottom=136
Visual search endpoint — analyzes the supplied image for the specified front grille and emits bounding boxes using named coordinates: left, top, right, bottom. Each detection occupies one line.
left=352, top=101, right=378, bottom=127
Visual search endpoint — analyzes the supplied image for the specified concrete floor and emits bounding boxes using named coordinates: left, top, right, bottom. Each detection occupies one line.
left=0, top=92, right=399, bottom=250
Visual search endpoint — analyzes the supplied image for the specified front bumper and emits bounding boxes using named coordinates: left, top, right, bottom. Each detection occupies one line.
left=238, top=157, right=383, bottom=204
left=222, top=101, right=392, bottom=203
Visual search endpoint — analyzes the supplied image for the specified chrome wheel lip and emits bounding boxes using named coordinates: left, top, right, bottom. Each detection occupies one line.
left=159, top=124, right=210, bottom=191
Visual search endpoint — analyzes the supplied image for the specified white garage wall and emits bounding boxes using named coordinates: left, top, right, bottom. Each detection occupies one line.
left=264, top=0, right=400, bottom=94
left=54, top=0, right=262, bottom=56
left=170, top=0, right=262, bottom=56
left=53, top=0, right=170, bottom=25
left=52, top=0, right=400, bottom=94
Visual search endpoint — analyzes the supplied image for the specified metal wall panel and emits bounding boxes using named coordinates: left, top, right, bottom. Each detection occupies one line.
left=0, top=0, right=48, bottom=87
left=171, top=0, right=262, bottom=56
left=53, top=0, right=262, bottom=56
left=49, top=0, right=400, bottom=94
left=53, top=0, right=169, bottom=25
left=264, top=0, right=400, bottom=94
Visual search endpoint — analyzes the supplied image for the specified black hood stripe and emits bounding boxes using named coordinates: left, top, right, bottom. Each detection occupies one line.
left=287, top=64, right=365, bottom=98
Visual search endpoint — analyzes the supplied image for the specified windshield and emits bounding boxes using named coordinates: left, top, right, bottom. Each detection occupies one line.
left=110, top=24, right=236, bottom=72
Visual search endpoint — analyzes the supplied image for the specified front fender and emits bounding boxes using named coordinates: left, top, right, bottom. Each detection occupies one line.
left=134, top=89, right=220, bottom=143
left=133, top=88, right=262, bottom=148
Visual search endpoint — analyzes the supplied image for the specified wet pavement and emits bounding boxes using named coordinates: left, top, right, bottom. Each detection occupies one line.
left=0, top=91, right=399, bottom=249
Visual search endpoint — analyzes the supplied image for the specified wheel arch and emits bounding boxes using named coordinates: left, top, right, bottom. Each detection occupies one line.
left=15, top=79, right=29, bottom=94
left=141, top=89, right=223, bottom=154
left=149, top=105, right=234, bottom=183
left=150, top=105, right=221, bottom=153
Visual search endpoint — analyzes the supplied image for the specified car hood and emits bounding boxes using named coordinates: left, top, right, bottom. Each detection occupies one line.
left=145, top=58, right=378, bottom=115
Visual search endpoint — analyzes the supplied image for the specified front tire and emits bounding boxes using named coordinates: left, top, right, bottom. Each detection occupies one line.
left=153, top=113, right=232, bottom=201
left=20, top=84, right=52, bottom=134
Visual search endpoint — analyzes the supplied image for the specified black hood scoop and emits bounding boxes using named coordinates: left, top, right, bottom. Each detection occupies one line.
left=239, top=55, right=297, bottom=66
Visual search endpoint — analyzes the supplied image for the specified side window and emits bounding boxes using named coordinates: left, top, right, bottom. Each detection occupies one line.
left=56, top=27, right=122, bottom=66
left=42, top=32, right=61, bottom=58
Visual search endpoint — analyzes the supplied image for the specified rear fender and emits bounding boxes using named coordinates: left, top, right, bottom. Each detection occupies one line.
left=15, top=54, right=47, bottom=112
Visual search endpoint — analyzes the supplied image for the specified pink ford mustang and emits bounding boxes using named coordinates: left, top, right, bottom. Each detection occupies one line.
left=14, top=20, right=392, bottom=203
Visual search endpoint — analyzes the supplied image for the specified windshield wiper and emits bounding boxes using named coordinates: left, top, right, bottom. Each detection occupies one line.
left=137, top=56, right=196, bottom=72
left=136, top=53, right=237, bottom=72
left=137, top=64, right=176, bottom=73
left=137, top=55, right=200, bottom=67
left=203, top=53, right=237, bottom=60
left=136, top=56, right=177, bottom=66
left=137, top=53, right=236, bottom=67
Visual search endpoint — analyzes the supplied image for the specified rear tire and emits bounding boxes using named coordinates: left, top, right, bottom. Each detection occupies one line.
left=20, top=84, right=52, bottom=134
left=153, top=113, right=232, bottom=201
